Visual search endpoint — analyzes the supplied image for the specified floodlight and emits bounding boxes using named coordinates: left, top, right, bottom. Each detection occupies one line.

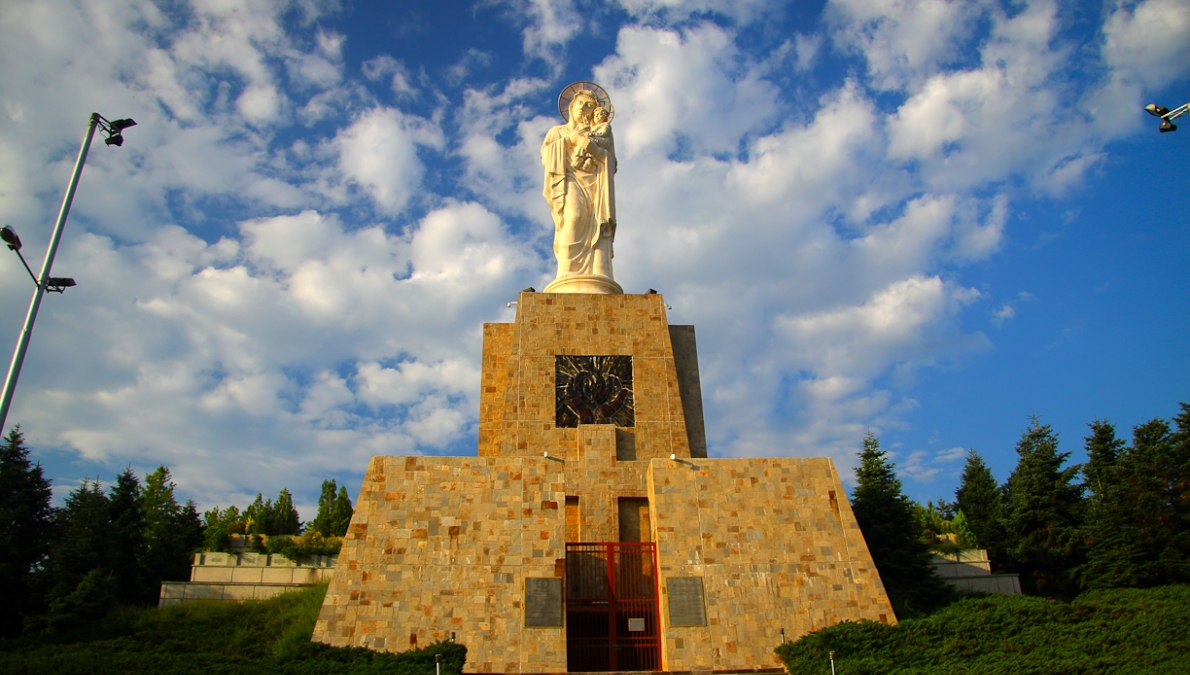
left=45, top=277, right=76, bottom=293
left=1145, top=104, right=1170, bottom=117
left=647, top=289, right=658, bottom=294
left=1, top=226, right=21, bottom=251
left=1160, top=120, right=1178, bottom=133
left=522, top=287, right=536, bottom=293
left=1, top=110, right=131, bottom=433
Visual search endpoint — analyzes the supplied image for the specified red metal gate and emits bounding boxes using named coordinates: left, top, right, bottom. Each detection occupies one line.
left=566, top=542, right=661, bottom=672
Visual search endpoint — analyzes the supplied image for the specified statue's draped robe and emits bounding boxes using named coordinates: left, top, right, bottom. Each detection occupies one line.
left=542, top=122, right=616, bottom=278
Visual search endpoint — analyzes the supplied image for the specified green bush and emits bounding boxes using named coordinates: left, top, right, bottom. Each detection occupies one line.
left=776, top=585, right=1190, bottom=674
left=266, top=532, right=343, bottom=559
left=0, top=583, right=467, bottom=675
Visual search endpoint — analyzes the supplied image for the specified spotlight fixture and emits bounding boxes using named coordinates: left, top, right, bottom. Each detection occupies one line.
left=97, top=116, right=137, bottom=147
left=45, top=277, right=76, bottom=293
left=522, top=287, right=536, bottom=293
left=647, top=289, right=659, bottom=294
left=1143, top=101, right=1187, bottom=134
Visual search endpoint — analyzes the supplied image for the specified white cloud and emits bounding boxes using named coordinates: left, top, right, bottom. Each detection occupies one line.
left=615, top=0, right=781, bottom=24
left=828, top=0, right=984, bottom=90
left=334, top=107, right=443, bottom=214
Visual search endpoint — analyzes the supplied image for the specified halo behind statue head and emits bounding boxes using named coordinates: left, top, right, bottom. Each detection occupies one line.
left=558, top=81, right=614, bottom=123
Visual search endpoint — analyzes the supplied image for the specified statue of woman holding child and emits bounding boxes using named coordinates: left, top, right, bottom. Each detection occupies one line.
left=541, top=82, right=621, bottom=294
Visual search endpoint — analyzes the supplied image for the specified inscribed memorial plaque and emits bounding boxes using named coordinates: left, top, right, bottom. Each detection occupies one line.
left=524, top=578, right=563, bottom=627
left=666, top=577, right=707, bottom=627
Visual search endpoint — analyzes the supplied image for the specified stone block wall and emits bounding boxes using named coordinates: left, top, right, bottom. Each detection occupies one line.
left=478, top=293, right=702, bottom=463
left=648, top=457, right=894, bottom=671
left=315, top=292, right=895, bottom=673
left=313, top=455, right=568, bottom=672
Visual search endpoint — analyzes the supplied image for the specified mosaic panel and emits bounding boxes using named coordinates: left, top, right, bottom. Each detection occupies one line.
left=555, top=355, right=634, bottom=428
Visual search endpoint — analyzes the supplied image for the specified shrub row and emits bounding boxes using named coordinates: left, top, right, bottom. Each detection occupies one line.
left=776, top=585, right=1190, bottom=674
left=0, top=583, right=466, bottom=675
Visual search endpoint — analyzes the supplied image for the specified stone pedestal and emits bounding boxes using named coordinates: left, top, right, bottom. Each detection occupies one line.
left=313, top=292, right=895, bottom=673
left=543, top=274, right=623, bottom=294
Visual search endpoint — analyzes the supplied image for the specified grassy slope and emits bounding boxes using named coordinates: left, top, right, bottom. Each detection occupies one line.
left=777, top=585, right=1190, bottom=675
left=0, top=583, right=467, bottom=675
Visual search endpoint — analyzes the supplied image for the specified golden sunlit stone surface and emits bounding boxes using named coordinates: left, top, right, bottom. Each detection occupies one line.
left=313, top=292, right=894, bottom=673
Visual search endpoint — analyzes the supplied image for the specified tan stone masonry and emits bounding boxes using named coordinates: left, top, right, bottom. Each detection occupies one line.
left=313, top=292, right=894, bottom=672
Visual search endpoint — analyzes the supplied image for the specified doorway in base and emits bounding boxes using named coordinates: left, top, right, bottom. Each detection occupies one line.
left=565, top=542, right=661, bottom=672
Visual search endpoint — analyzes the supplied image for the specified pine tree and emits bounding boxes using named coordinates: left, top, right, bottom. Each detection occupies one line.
left=270, top=488, right=301, bottom=535
left=955, top=449, right=1007, bottom=569
left=330, top=485, right=354, bottom=537
left=139, top=467, right=203, bottom=594
left=1077, top=420, right=1144, bottom=588
left=0, top=426, right=54, bottom=637
left=108, top=467, right=149, bottom=604
left=309, top=480, right=338, bottom=536
left=41, top=481, right=114, bottom=616
left=850, top=432, right=951, bottom=618
left=1127, top=417, right=1188, bottom=584
left=1002, top=418, right=1084, bottom=596
left=1168, top=403, right=1190, bottom=580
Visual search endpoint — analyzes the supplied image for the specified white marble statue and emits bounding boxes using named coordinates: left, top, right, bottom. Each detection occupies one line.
left=541, top=84, right=621, bottom=294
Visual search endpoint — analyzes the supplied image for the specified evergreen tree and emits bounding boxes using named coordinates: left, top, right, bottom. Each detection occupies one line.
left=331, top=485, right=353, bottom=537
left=244, top=493, right=270, bottom=535
left=41, top=480, right=114, bottom=615
left=309, top=480, right=338, bottom=536
left=42, top=567, right=115, bottom=633
left=108, top=467, right=149, bottom=604
left=0, top=426, right=54, bottom=637
left=1082, top=419, right=1125, bottom=498
left=138, top=467, right=203, bottom=594
left=1078, top=420, right=1147, bottom=588
left=1121, top=416, right=1189, bottom=585
left=1002, top=418, right=1084, bottom=596
left=270, top=488, right=301, bottom=535
left=954, top=449, right=1006, bottom=568
left=1169, top=403, right=1190, bottom=580
left=850, top=432, right=951, bottom=618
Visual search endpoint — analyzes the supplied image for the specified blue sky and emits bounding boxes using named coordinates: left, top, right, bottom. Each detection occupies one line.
left=0, top=0, right=1186, bottom=519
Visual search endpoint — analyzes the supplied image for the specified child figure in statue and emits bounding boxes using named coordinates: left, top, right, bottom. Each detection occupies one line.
left=577, top=107, right=615, bottom=173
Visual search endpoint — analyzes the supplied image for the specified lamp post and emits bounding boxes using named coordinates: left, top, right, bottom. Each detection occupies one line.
left=0, top=112, right=135, bottom=434
left=1144, top=101, right=1189, bottom=133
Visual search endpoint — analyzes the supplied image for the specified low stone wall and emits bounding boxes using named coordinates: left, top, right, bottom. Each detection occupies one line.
left=931, top=550, right=1020, bottom=595
left=158, top=551, right=336, bottom=607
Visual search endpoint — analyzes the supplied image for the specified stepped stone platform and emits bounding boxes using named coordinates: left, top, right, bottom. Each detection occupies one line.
left=159, top=551, right=336, bottom=607
left=931, top=550, right=1021, bottom=595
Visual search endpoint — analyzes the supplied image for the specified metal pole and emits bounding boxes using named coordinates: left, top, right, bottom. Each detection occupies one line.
left=830, top=650, right=837, bottom=675
left=0, top=113, right=99, bottom=433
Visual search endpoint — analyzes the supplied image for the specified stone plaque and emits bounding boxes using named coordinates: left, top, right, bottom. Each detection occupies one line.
left=666, top=577, right=707, bottom=627
left=556, top=355, right=634, bottom=427
left=524, top=578, right=563, bottom=628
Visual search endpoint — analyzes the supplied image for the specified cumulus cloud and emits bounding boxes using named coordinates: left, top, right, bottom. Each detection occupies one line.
left=334, top=107, right=443, bottom=214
